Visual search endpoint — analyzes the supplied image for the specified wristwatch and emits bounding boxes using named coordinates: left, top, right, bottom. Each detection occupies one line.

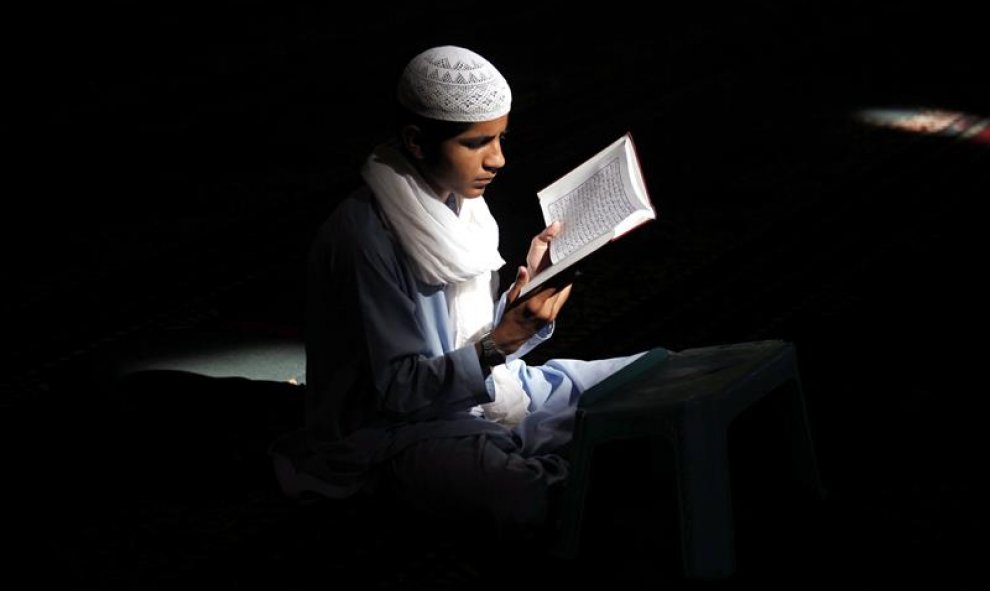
left=479, top=331, right=507, bottom=368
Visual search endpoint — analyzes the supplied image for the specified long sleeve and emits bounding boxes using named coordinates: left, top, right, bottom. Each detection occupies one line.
left=304, top=189, right=495, bottom=447
left=342, top=231, right=492, bottom=420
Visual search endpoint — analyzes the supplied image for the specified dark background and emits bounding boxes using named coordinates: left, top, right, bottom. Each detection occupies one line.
left=2, top=1, right=985, bottom=588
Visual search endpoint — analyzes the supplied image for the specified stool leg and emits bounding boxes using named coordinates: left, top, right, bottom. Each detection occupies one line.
left=675, top=409, right=735, bottom=579
left=789, top=375, right=827, bottom=499
left=553, top=419, right=595, bottom=559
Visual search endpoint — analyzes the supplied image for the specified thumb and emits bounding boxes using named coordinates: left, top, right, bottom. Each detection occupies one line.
left=544, top=220, right=562, bottom=239
left=506, top=266, right=528, bottom=304
left=537, top=220, right=561, bottom=243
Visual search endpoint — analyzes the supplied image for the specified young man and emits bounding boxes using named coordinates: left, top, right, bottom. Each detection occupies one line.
left=282, top=45, right=646, bottom=534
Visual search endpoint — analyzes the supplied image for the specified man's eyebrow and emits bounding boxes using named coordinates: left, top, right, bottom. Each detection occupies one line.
left=461, top=130, right=509, bottom=142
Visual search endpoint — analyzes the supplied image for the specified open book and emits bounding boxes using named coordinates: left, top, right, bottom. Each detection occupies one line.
left=519, top=132, right=656, bottom=299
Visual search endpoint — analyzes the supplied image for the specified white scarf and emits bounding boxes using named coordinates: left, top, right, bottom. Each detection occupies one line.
left=361, top=143, right=529, bottom=426
left=361, top=142, right=503, bottom=346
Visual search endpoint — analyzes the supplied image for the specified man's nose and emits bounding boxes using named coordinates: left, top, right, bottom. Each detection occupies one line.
left=483, top=138, right=505, bottom=171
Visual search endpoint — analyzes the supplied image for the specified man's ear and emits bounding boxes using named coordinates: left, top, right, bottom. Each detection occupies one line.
left=400, top=125, right=426, bottom=160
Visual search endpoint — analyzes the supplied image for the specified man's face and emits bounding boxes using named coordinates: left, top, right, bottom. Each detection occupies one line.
left=421, top=115, right=509, bottom=199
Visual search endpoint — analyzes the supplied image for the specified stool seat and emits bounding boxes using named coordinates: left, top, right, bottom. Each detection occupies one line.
left=554, top=339, right=825, bottom=579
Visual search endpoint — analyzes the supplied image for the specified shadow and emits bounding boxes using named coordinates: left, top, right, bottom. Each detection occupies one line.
left=26, top=365, right=307, bottom=508
left=107, top=370, right=305, bottom=497
left=2, top=368, right=310, bottom=588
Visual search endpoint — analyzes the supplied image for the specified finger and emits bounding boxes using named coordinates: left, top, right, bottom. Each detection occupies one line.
left=522, top=285, right=556, bottom=318
left=534, top=221, right=560, bottom=246
left=540, top=220, right=561, bottom=239
left=527, top=240, right=548, bottom=273
left=535, top=285, right=569, bottom=322
left=549, top=283, right=573, bottom=318
left=538, top=287, right=559, bottom=320
left=506, top=266, right=528, bottom=304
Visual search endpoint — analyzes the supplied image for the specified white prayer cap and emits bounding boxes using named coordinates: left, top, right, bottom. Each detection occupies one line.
left=397, top=45, right=512, bottom=122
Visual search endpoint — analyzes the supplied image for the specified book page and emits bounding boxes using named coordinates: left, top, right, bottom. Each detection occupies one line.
left=613, top=139, right=656, bottom=237
left=517, top=132, right=655, bottom=301
left=545, top=155, right=639, bottom=264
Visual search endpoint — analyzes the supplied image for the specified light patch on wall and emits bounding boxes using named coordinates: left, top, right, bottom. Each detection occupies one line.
left=856, top=107, right=990, bottom=144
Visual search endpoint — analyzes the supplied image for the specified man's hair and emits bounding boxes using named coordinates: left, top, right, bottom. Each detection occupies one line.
left=394, top=104, right=472, bottom=158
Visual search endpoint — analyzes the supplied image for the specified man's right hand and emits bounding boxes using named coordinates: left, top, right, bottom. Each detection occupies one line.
left=491, top=266, right=572, bottom=354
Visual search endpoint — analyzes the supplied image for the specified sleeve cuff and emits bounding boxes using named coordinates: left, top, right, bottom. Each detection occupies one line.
left=449, top=342, right=496, bottom=407
left=493, top=287, right=556, bottom=362
left=507, top=320, right=554, bottom=362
